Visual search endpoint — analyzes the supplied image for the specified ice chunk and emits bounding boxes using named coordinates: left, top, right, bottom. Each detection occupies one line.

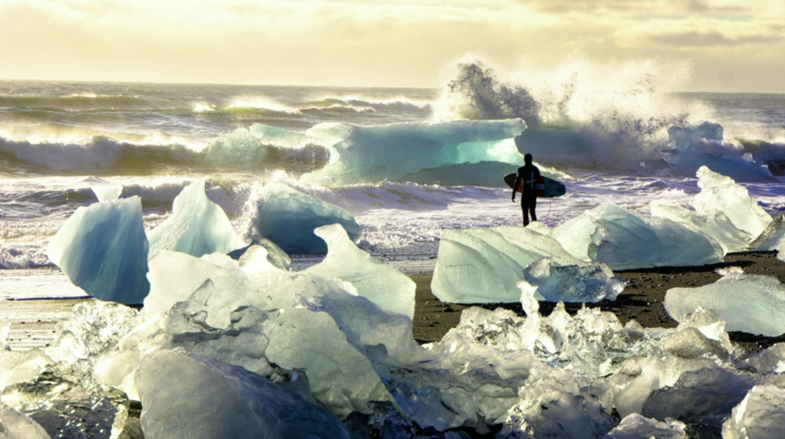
left=664, top=273, right=785, bottom=336
left=722, top=385, right=785, bottom=439
left=91, top=183, right=122, bottom=202
left=295, top=284, right=425, bottom=366
left=522, top=258, right=625, bottom=303
left=641, top=368, right=757, bottom=427
left=750, top=213, right=785, bottom=251
left=255, top=182, right=361, bottom=253
left=47, top=196, right=150, bottom=304
left=231, top=236, right=291, bottom=271
left=201, top=128, right=269, bottom=168
left=604, top=414, right=685, bottom=439
left=135, top=349, right=349, bottom=439
left=431, top=226, right=611, bottom=303
left=551, top=204, right=724, bottom=270
left=0, top=350, right=52, bottom=394
left=306, top=224, right=415, bottom=318
left=303, top=119, right=527, bottom=185
left=145, top=251, right=266, bottom=326
left=650, top=200, right=749, bottom=253
left=498, top=367, right=616, bottom=439
left=694, top=166, right=772, bottom=239
left=147, top=179, right=245, bottom=260
left=740, top=343, right=785, bottom=374
left=0, top=402, right=52, bottom=439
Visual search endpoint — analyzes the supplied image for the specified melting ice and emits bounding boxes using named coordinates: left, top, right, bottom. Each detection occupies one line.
left=10, top=160, right=785, bottom=437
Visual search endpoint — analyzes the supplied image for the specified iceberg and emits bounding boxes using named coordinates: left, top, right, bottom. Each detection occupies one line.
left=303, top=119, right=527, bottom=185
left=254, top=182, right=361, bottom=253
left=749, top=213, right=785, bottom=251
left=306, top=224, right=416, bottom=318
left=664, top=271, right=785, bottom=336
left=147, top=179, right=245, bottom=260
left=46, top=196, right=150, bottom=304
left=431, top=226, right=620, bottom=303
left=650, top=200, right=749, bottom=253
left=135, top=349, right=350, bottom=439
left=722, top=385, right=785, bottom=439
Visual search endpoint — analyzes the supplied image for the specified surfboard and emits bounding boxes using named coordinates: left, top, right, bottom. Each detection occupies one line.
left=504, top=173, right=566, bottom=198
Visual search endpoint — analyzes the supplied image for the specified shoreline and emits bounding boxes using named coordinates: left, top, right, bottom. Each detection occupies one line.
left=3, top=252, right=785, bottom=354
left=411, top=251, right=785, bottom=353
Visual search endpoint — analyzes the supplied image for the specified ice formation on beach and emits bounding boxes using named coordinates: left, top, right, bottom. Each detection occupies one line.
left=722, top=384, right=785, bottom=439
left=306, top=224, right=416, bottom=318
left=0, top=402, right=53, bottom=439
left=136, top=349, right=350, bottom=439
left=431, top=226, right=622, bottom=303
left=46, top=195, right=150, bottom=305
left=302, top=119, right=527, bottom=185
left=255, top=181, right=362, bottom=253
left=664, top=270, right=785, bottom=336
left=147, top=179, right=246, bottom=260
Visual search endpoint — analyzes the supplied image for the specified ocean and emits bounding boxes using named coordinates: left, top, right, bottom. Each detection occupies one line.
left=1, top=70, right=785, bottom=298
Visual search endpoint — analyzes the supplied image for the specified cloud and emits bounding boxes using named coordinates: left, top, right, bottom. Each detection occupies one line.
left=615, top=19, right=785, bottom=48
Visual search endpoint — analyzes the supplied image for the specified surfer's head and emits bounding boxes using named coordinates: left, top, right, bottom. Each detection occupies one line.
left=524, top=153, right=533, bottom=165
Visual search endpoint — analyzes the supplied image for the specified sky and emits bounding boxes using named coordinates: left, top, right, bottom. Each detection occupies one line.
left=1, top=0, right=784, bottom=92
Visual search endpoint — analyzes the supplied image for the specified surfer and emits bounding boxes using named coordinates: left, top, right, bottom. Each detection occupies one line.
left=511, top=153, right=540, bottom=226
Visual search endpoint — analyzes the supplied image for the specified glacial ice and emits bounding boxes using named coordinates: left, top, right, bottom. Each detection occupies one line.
left=303, top=119, right=527, bottom=185
left=135, top=349, right=349, bottom=439
left=0, top=402, right=52, bottom=439
left=201, top=128, right=269, bottom=168
left=694, top=166, right=772, bottom=240
left=431, top=226, right=621, bottom=303
left=147, top=179, right=245, bottom=260
left=549, top=203, right=724, bottom=270
left=46, top=196, right=150, bottom=304
left=306, top=224, right=416, bottom=318
left=604, top=414, right=685, bottom=439
left=750, top=214, right=785, bottom=251
left=664, top=271, right=785, bottom=336
left=90, top=183, right=122, bottom=202
left=722, top=384, right=785, bottom=439
left=255, top=181, right=362, bottom=253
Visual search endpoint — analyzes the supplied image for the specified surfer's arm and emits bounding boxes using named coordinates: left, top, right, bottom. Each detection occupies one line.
left=512, top=174, right=521, bottom=201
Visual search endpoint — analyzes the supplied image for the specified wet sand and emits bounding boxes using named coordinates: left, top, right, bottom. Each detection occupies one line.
left=411, top=251, right=785, bottom=353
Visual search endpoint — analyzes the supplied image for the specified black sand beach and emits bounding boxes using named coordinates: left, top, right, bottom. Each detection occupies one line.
left=412, top=251, right=785, bottom=354
left=3, top=252, right=784, bottom=354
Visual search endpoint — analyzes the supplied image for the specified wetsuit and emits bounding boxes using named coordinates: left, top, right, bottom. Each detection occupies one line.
left=512, top=163, right=540, bottom=226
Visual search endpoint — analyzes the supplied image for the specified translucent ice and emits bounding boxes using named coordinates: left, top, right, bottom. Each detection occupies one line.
left=91, top=183, right=122, bottom=202
left=431, top=226, right=618, bottom=303
left=522, top=258, right=625, bottom=303
left=750, top=213, right=785, bottom=251
left=201, top=128, right=269, bottom=168
left=303, top=119, right=527, bottom=185
left=650, top=200, right=749, bottom=253
left=722, top=384, right=785, bottom=439
left=694, top=166, right=772, bottom=240
left=604, top=414, right=685, bottom=439
left=0, top=402, right=52, bottom=439
left=550, top=203, right=724, bottom=270
left=47, top=196, right=150, bottom=304
left=664, top=272, right=785, bottom=336
left=147, top=179, right=245, bottom=260
left=306, top=224, right=415, bottom=318
left=135, top=349, right=349, bottom=439
left=255, top=182, right=361, bottom=253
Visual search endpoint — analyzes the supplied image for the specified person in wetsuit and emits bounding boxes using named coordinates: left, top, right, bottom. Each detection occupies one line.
left=511, top=153, right=540, bottom=227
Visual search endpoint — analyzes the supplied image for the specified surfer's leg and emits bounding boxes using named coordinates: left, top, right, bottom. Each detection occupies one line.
left=529, top=195, right=537, bottom=223
left=521, top=197, right=530, bottom=226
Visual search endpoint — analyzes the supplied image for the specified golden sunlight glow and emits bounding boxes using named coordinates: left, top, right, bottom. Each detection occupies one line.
left=1, top=0, right=783, bottom=92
